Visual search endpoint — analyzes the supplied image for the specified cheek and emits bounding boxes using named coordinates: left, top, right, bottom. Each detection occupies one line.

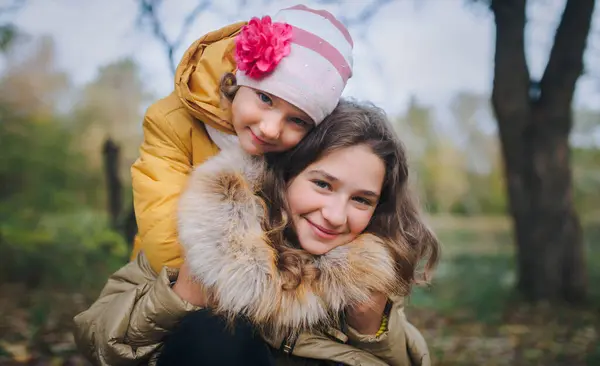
left=274, top=128, right=308, bottom=152
left=230, top=102, right=244, bottom=129
left=287, top=181, right=319, bottom=215
left=348, top=209, right=376, bottom=235
left=232, top=98, right=258, bottom=127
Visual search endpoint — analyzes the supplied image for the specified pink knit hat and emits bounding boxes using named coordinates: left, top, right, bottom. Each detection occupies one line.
left=234, top=4, right=354, bottom=125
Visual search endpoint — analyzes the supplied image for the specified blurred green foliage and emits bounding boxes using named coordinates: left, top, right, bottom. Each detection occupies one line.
left=397, top=97, right=600, bottom=217
left=0, top=32, right=145, bottom=293
left=0, top=107, right=102, bottom=213
left=0, top=24, right=17, bottom=51
left=0, top=105, right=127, bottom=290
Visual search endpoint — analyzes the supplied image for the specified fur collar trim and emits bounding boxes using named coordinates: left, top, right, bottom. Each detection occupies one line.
left=178, top=148, right=398, bottom=337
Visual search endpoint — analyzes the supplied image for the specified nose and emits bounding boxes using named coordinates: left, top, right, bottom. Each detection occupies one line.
left=259, top=112, right=284, bottom=140
left=321, top=198, right=348, bottom=228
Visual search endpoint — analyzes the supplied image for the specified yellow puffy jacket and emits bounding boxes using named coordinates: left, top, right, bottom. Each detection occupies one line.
left=130, top=21, right=246, bottom=273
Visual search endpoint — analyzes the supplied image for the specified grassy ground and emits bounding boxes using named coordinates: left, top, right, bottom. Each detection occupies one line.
left=0, top=216, right=599, bottom=365
left=406, top=217, right=600, bottom=366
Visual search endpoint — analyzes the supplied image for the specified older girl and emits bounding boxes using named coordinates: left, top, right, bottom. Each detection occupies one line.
left=74, top=99, right=439, bottom=366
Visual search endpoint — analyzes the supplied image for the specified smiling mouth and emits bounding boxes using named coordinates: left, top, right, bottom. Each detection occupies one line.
left=249, top=128, right=273, bottom=146
left=305, top=218, right=341, bottom=238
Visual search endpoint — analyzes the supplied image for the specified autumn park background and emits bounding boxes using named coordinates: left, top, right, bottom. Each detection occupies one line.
left=1, top=0, right=599, bottom=365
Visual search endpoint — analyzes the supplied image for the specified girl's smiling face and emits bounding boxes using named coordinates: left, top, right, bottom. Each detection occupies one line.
left=231, top=86, right=314, bottom=155
left=285, top=144, right=385, bottom=255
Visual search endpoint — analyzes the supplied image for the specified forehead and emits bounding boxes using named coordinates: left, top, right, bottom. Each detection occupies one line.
left=307, top=145, right=385, bottom=193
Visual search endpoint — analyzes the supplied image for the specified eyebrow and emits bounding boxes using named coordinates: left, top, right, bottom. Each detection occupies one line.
left=308, top=169, right=381, bottom=198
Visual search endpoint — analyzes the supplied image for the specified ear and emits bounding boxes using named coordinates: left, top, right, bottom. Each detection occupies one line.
left=219, top=72, right=239, bottom=111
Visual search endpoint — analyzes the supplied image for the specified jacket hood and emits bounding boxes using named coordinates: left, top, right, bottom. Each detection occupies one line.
left=174, top=21, right=246, bottom=135
left=177, top=147, right=400, bottom=339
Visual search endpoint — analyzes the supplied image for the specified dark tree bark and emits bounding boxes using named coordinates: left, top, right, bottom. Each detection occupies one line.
left=124, top=205, right=138, bottom=250
left=490, top=0, right=594, bottom=303
left=102, top=138, right=122, bottom=231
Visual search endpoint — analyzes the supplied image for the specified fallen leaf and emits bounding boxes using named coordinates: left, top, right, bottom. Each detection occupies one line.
left=0, top=341, right=31, bottom=363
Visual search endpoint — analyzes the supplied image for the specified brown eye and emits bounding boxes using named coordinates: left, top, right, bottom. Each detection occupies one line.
left=352, top=196, right=372, bottom=206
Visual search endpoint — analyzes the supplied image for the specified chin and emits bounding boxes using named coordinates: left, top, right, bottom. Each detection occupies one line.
left=299, top=241, right=332, bottom=256
left=239, top=138, right=262, bottom=156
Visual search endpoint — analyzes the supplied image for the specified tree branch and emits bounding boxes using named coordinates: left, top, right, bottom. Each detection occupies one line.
left=137, top=0, right=175, bottom=75
left=539, top=0, right=596, bottom=112
left=315, top=0, right=394, bottom=28
left=172, top=1, right=212, bottom=52
left=137, top=0, right=212, bottom=76
left=137, top=0, right=396, bottom=76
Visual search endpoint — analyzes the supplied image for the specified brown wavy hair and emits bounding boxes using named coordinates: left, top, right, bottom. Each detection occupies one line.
left=261, top=99, right=440, bottom=295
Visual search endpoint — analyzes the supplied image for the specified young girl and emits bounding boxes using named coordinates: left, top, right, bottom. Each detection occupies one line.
left=132, top=4, right=354, bottom=274
left=74, top=100, right=439, bottom=366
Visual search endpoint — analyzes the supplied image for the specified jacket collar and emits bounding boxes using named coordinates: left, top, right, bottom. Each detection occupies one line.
left=178, top=147, right=399, bottom=339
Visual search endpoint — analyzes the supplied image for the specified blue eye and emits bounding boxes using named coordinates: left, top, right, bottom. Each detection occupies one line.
left=257, top=92, right=272, bottom=105
left=312, top=180, right=330, bottom=189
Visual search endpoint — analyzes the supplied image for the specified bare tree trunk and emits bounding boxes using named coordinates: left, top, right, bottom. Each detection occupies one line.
left=102, top=139, right=138, bottom=251
left=491, top=0, right=593, bottom=303
left=124, top=205, right=138, bottom=249
left=102, top=138, right=122, bottom=231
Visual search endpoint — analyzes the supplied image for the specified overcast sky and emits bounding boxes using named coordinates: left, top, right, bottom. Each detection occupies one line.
left=7, top=0, right=600, bottom=115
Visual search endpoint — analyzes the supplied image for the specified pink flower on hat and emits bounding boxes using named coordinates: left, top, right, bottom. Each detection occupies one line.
left=235, top=16, right=293, bottom=79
